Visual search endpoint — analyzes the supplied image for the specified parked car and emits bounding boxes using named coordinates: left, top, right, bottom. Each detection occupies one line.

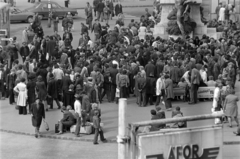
left=26, top=1, right=78, bottom=19
left=10, top=7, right=34, bottom=23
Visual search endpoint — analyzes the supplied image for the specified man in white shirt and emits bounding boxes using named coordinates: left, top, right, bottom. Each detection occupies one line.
left=207, top=76, right=216, bottom=87
left=74, top=94, right=82, bottom=137
left=155, top=73, right=165, bottom=106
left=182, top=71, right=191, bottom=87
left=52, top=64, right=64, bottom=80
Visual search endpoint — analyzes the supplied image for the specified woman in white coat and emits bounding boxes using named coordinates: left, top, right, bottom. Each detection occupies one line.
left=212, top=83, right=223, bottom=124
left=155, top=73, right=165, bottom=106
left=218, top=6, right=225, bottom=22
left=138, top=23, right=147, bottom=40
left=14, top=78, right=28, bottom=115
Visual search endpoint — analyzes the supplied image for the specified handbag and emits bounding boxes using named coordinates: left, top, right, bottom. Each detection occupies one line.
left=55, top=123, right=59, bottom=133
left=15, top=105, right=19, bottom=110
left=43, top=119, right=49, bottom=131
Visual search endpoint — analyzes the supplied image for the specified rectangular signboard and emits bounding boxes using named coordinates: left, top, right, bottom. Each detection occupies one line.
left=197, top=87, right=226, bottom=99
left=136, top=126, right=223, bottom=159
left=197, top=87, right=215, bottom=98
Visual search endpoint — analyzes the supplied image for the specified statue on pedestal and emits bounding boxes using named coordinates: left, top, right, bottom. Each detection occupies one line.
left=166, top=0, right=197, bottom=38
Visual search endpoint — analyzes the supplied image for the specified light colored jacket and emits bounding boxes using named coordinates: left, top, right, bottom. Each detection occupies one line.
left=156, top=77, right=165, bottom=96
left=74, top=100, right=82, bottom=117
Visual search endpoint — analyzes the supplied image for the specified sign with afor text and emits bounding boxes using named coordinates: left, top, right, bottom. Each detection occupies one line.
left=136, top=126, right=222, bottom=159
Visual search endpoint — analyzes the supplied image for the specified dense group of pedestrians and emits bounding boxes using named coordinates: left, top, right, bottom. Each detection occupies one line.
left=1, top=0, right=240, bottom=141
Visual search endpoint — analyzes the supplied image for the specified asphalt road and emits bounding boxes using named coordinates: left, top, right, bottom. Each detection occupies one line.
left=0, top=132, right=117, bottom=159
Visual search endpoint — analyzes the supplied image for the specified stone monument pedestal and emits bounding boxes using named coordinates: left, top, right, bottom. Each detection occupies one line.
left=190, top=1, right=207, bottom=38
left=153, top=0, right=175, bottom=38
left=153, top=0, right=207, bottom=39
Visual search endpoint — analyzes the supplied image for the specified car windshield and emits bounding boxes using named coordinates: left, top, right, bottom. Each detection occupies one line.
left=52, top=3, right=61, bottom=9
left=35, top=4, right=42, bottom=9
left=10, top=8, right=21, bottom=13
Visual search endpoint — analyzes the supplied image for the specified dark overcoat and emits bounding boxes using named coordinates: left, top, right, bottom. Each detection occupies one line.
left=31, top=103, right=45, bottom=127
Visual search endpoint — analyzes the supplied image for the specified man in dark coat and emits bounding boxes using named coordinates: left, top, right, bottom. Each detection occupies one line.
left=58, top=106, right=76, bottom=134
left=27, top=74, right=36, bottom=113
left=81, top=91, right=92, bottom=126
left=155, top=57, right=164, bottom=78
left=63, top=84, right=75, bottom=108
left=62, top=70, right=72, bottom=103
left=36, top=64, right=48, bottom=86
left=189, top=67, right=201, bottom=104
left=28, top=42, right=38, bottom=61
left=156, top=106, right=166, bottom=128
left=62, top=16, right=69, bottom=31
left=109, top=64, right=118, bottom=102
left=145, top=60, right=155, bottom=78
left=31, top=98, right=45, bottom=138
left=96, top=0, right=104, bottom=22
left=145, top=73, right=156, bottom=106
left=149, top=109, right=161, bottom=131
left=6, top=69, right=16, bottom=104
left=170, top=63, right=181, bottom=84
left=47, top=73, right=61, bottom=109
left=137, top=73, right=146, bottom=107
left=115, top=1, right=123, bottom=16
left=46, top=36, right=57, bottom=60
left=101, top=64, right=111, bottom=102
left=20, top=42, right=30, bottom=62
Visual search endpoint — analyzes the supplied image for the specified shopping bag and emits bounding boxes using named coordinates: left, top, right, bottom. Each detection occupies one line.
left=115, top=88, right=120, bottom=98
left=43, top=119, right=49, bottom=131
left=212, top=109, right=224, bottom=125
left=46, top=53, right=49, bottom=61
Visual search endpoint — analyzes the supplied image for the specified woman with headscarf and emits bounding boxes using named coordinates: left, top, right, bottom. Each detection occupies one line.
left=31, top=98, right=45, bottom=138
left=164, top=74, right=173, bottom=111
left=14, top=77, right=28, bottom=115
left=36, top=75, right=48, bottom=111
left=223, top=88, right=239, bottom=127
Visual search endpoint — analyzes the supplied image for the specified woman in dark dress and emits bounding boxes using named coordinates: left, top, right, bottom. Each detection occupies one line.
left=27, top=74, right=36, bottom=114
left=31, top=98, right=45, bottom=138
left=63, top=84, right=75, bottom=108
left=36, top=76, right=48, bottom=111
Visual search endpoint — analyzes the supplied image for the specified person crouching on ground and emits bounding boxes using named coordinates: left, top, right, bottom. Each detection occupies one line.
left=93, top=110, right=107, bottom=145
left=58, top=106, right=76, bottom=135
left=31, top=98, right=45, bottom=138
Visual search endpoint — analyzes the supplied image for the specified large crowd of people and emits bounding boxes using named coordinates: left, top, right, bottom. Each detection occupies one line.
left=1, top=0, right=240, bottom=141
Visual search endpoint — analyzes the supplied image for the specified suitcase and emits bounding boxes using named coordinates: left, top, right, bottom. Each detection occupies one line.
left=55, top=124, right=59, bottom=133
left=70, top=124, right=93, bottom=135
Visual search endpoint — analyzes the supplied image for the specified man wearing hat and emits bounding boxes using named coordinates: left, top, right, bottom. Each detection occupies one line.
left=6, top=69, right=16, bottom=104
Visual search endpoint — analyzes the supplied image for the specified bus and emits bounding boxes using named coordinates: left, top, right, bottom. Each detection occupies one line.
left=0, top=2, right=10, bottom=46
